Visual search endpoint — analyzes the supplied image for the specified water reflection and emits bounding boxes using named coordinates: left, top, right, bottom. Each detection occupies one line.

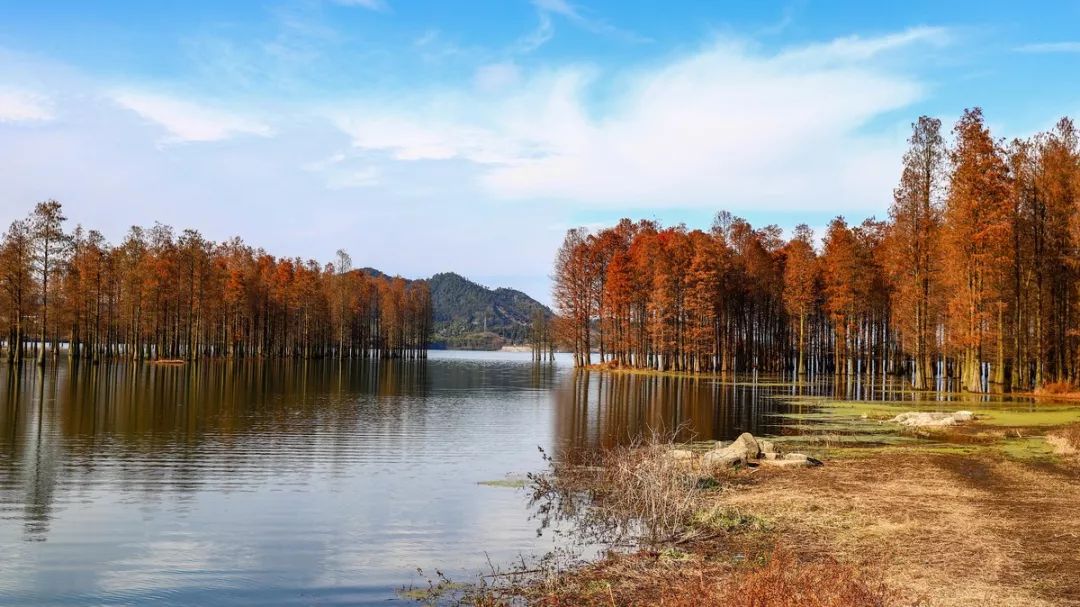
left=552, top=371, right=790, bottom=453
left=0, top=355, right=568, bottom=605
left=0, top=353, right=1050, bottom=605
left=550, top=368, right=1049, bottom=457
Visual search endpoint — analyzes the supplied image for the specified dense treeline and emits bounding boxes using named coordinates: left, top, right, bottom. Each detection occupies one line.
left=0, top=201, right=432, bottom=364
left=554, top=109, right=1080, bottom=392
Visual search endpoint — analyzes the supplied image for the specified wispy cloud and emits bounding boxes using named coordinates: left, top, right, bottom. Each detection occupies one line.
left=329, top=0, right=389, bottom=11
left=474, top=62, right=522, bottom=91
left=1014, top=41, right=1080, bottom=53
left=0, top=89, right=53, bottom=123
left=532, top=0, right=650, bottom=43
left=327, top=166, right=380, bottom=189
left=513, top=11, right=555, bottom=54
left=329, top=27, right=947, bottom=213
left=303, top=152, right=381, bottom=189
left=111, top=90, right=273, bottom=143
left=778, top=26, right=950, bottom=64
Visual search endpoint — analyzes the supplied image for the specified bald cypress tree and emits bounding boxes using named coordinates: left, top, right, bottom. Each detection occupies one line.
left=886, top=116, right=945, bottom=389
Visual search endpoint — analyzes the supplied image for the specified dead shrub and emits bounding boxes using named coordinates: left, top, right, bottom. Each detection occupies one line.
left=593, top=442, right=712, bottom=543
left=529, top=431, right=737, bottom=546
left=1035, top=381, right=1075, bottom=395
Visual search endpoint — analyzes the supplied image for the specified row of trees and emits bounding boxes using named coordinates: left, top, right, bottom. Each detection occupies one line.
left=553, top=109, right=1080, bottom=392
left=0, top=201, right=432, bottom=364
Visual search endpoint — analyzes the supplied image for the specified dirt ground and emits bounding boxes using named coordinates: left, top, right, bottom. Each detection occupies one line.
left=458, top=425, right=1080, bottom=607
left=723, top=452, right=1080, bottom=606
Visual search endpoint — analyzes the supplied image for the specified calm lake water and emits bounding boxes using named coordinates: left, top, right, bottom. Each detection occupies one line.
left=0, top=350, right=997, bottom=605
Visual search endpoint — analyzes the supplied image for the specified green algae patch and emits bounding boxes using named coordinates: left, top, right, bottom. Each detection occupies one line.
left=970, top=408, right=1080, bottom=427
left=770, top=393, right=1080, bottom=463
left=996, top=436, right=1057, bottom=461
left=477, top=476, right=528, bottom=489
left=397, top=581, right=468, bottom=601
left=788, top=427, right=1057, bottom=463
left=823, top=442, right=980, bottom=460
left=778, top=395, right=1080, bottom=428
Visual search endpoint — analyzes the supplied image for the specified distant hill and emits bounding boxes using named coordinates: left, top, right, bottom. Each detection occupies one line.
left=359, top=269, right=552, bottom=350
left=425, top=272, right=552, bottom=349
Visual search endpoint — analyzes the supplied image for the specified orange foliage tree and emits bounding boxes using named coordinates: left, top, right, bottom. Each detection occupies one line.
left=553, top=107, right=1080, bottom=392
left=0, top=202, right=431, bottom=364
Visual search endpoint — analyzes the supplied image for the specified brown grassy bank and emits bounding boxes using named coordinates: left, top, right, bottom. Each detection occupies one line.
left=436, top=440, right=1080, bottom=607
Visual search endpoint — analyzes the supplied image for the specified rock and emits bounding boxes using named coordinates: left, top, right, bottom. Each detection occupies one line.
left=702, top=432, right=761, bottom=469
left=728, top=432, right=761, bottom=459
left=703, top=450, right=746, bottom=468
left=702, top=433, right=823, bottom=470
left=890, top=411, right=976, bottom=428
left=760, top=458, right=811, bottom=468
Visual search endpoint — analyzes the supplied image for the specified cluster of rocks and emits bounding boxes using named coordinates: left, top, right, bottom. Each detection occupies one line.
left=890, top=410, right=975, bottom=428
left=669, top=433, right=821, bottom=470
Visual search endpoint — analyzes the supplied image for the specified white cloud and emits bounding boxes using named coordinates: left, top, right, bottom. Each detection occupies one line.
left=330, top=0, right=388, bottom=11
left=513, top=12, right=554, bottom=54
left=332, top=107, right=535, bottom=164
left=778, top=26, right=949, bottom=64
left=1015, top=41, right=1080, bottom=53
left=0, top=89, right=53, bottom=123
left=111, top=91, right=273, bottom=143
left=303, top=152, right=380, bottom=189
left=327, top=166, right=380, bottom=189
left=532, top=0, right=577, bottom=18
left=329, top=28, right=942, bottom=212
left=474, top=62, right=521, bottom=92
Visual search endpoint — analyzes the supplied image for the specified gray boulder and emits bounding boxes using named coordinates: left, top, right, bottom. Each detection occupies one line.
left=760, top=458, right=810, bottom=468
left=890, top=411, right=976, bottom=428
left=703, top=450, right=746, bottom=468
left=728, top=432, right=762, bottom=458
left=702, top=432, right=761, bottom=469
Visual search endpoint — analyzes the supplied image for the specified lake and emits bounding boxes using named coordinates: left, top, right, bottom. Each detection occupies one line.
left=0, top=350, right=1009, bottom=605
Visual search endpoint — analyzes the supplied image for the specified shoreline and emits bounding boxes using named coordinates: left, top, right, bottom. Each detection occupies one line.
left=450, top=403, right=1080, bottom=606
left=581, top=363, right=1080, bottom=397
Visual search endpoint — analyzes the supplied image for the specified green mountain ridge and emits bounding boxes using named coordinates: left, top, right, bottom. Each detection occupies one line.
left=360, top=269, right=552, bottom=350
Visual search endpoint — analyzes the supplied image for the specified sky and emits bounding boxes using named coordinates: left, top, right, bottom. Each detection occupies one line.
left=1, top=1, right=1078, bottom=305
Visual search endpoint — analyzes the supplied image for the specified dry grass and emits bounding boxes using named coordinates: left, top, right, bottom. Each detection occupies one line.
left=1031, top=381, right=1080, bottom=401
left=711, top=548, right=896, bottom=607
left=589, top=442, right=715, bottom=543
left=1047, top=423, right=1080, bottom=455
left=435, top=439, right=1080, bottom=607
left=1035, top=381, right=1076, bottom=395
left=466, top=546, right=897, bottom=607
left=724, top=453, right=1080, bottom=606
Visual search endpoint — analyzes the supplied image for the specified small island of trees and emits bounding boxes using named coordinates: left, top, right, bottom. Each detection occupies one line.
left=553, top=108, right=1080, bottom=393
left=0, top=201, right=432, bottom=364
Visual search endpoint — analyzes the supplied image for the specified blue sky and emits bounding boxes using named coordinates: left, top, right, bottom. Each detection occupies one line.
left=1, top=1, right=1078, bottom=304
